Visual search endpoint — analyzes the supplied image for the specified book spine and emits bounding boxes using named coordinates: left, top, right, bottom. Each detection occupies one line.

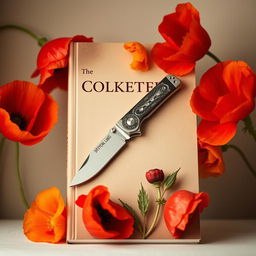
left=67, top=42, right=77, bottom=242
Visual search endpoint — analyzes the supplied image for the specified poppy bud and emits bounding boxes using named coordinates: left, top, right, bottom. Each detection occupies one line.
left=145, top=169, right=164, bottom=184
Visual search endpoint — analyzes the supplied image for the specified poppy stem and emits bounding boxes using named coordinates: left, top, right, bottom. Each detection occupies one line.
left=15, top=142, right=29, bottom=209
left=142, top=215, right=147, bottom=238
left=222, top=144, right=256, bottom=178
left=206, top=51, right=222, bottom=63
left=144, top=185, right=162, bottom=238
left=0, top=24, right=48, bottom=46
left=243, top=116, right=256, bottom=141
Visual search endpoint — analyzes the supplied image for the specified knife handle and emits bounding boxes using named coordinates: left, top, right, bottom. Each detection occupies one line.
left=117, top=75, right=181, bottom=137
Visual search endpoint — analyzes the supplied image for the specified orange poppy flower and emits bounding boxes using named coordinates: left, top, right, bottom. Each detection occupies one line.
left=190, top=61, right=256, bottom=145
left=124, top=42, right=149, bottom=71
left=151, top=2, right=211, bottom=76
left=31, top=35, right=93, bottom=93
left=164, top=190, right=209, bottom=238
left=198, top=140, right=225, bottom=178
left=23, top=187, right=66, bottom=243
left=76, top=185, right=134, bottom=239
left=0, top=80, right=58, bottom=145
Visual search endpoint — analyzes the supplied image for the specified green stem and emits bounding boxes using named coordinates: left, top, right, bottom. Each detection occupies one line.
left=144, top=186, right=162, bottom=238
left=142, top=215, right=147, bottom=239
left=206, top=51, right=222, bottom=63
left=243, top=116, right=256, bottom=141
left=223, top=144, right=256, bottom=178
left=15, top=142, right=29, bottom=209
left=0, top=24, right=48, bottom=46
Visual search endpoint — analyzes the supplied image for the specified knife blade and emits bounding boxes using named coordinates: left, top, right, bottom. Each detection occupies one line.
left=70, top=75, right=181, bottom=186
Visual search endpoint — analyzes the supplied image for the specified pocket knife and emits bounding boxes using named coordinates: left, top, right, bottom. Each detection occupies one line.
left=70, top=75, right=181, bottom=186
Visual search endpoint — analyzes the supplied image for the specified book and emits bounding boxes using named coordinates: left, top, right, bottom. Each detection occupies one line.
left=67, top=42, right=200, bottom=243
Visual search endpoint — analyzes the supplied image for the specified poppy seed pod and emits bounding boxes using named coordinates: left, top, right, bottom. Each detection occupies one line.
left=145, top=169, right=165, bottom=184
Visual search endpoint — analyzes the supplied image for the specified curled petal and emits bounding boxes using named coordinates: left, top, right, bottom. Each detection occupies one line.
left=191, top=61, right=255, bottom=145
left=34, top=187, right=65, bottom=217
left=152, top=2, right=211, bottom=76
left=124, top=42, right=149, bottom=71
left=76, top=185, right=134, bottom=239
left=31, top=35, right=93, bottom=92
left=198, top=140, right=225, bottom=178
left=23, top=187, right=66, bottom=243
left=151, top=42, right=195, bottom=75
left=164, top=190, right=209, bottom=238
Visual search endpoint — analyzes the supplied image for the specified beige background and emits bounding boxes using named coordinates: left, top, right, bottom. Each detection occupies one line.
left=0, top=0, right=255, bottom=219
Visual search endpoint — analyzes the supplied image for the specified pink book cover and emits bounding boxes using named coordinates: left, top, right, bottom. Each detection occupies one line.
left=67, top=42, right=200, bottom=243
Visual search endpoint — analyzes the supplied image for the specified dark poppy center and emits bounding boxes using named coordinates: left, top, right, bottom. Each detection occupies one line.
left=10, top=113, right=27, bottom=130
left=95, top=203, right=114, bottom=230
left=54, top=68, right=62, bottom=73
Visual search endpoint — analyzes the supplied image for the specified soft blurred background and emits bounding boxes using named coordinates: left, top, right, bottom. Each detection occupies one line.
left=0, top=0, right=255, bottom=219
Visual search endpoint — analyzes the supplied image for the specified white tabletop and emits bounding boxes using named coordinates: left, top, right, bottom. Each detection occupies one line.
left=0, top=219, right=255, bottom=256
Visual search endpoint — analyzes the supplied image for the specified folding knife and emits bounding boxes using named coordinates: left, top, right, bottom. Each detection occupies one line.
left=70, top=75, right=181, bottom=186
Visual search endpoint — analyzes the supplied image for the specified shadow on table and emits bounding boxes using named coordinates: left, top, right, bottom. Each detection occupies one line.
left=200, top=220, right=256, bottom=244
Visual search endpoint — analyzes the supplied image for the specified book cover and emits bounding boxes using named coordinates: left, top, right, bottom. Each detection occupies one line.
left=67, top=42, right=200, bottom=243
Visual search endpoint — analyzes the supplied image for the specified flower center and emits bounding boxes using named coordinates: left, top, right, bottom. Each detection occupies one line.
left=95, top=203, right=113, bottom=230
left=10, top=113, right=27, bottom=130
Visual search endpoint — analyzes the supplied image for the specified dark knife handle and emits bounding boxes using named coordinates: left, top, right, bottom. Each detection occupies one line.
left=116, top=75, right=181, bottom=137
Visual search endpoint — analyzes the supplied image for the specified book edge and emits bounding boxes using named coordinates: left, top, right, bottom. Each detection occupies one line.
left=67, top=42, right=77, bottom=242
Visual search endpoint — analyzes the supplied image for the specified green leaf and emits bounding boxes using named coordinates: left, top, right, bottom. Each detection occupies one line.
left=163, top=168, right=180, bottom=191
left=119, top=199, right=143, bottom=233
left=137, top=183, right=149, bottom=217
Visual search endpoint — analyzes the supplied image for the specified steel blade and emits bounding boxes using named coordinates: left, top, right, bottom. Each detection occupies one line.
left=69, top=127, right=127, bottom=186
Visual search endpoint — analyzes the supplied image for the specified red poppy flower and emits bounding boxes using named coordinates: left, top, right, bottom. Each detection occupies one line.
left=151, top=2, right=211, bottom=76
left=31, top=35, right=93, bottom=93
left=190, top=61, right=256, bottom=145
left=75, top=185, right=134, bottom=239
left=198, top=139, right=225, bottom=178
left=164, top=190, right=209, bottom=238
left=0, top=80, right=58, bottom=145
left=23, top=187, right=66, bottom=243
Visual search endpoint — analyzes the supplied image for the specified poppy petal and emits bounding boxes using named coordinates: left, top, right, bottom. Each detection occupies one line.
left=180, top=18, right=211, bottom=60
left=23, top=187, right=66, bottom=243
left=0, top=81, right=58, bottom=145
left=197, top=120, right=237, bottom=145
left=38, top=68, right=68, bottom=93
left=190, top=87, right=217, bottom=121
left=23, top=207, right=66, bottom=243
left=198, top=141, right=225, bottom=178
left=78, top=185, right=134, bottom=239
left=34, top=187, right=65, bottom=217
left=159, top=3, right=200, bottom=47
left=151, top=42, right=195, bottom=76
left=164, top=190, right=209, bottom=238
left=0, top=81, right=45, bottom=131
left=152, top=3, right=210, bottom=76
left=222, top=61, right=256, bottom=97
left=124, top=42, right=149, bottom=71
left=213, top=92, right=254, bottom=123
left=75, top=194, right=87, bottom=208
left=31, top=35, right=93, bottom=92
